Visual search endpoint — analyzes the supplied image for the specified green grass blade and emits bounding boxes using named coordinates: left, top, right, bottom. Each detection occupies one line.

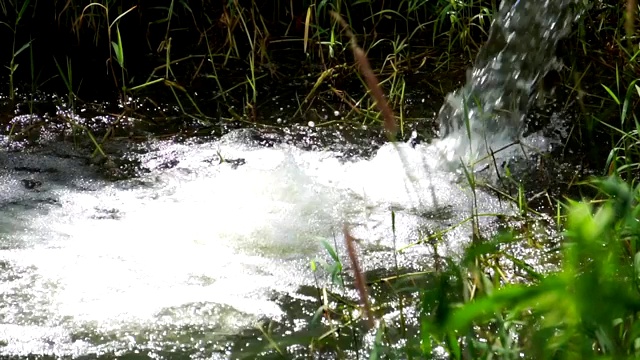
left=601, top=84, right=620, bottom=105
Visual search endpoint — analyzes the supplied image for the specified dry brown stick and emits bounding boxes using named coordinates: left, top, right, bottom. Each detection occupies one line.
left=331, top=10, right=399, bottom=330
left=330, top=11, right=397, bottom=140
left=343, top=225, right=375, bottom=329
left=626, top=0, right=638, bottom=52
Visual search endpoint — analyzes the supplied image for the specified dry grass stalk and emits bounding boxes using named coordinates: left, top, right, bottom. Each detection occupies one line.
left=343, top=225, right=375, bottom=329
left=626, top=0, right=638, bottom=51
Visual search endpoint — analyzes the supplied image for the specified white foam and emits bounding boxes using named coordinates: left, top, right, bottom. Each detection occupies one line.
left=0, top=135, right=524, bottom=355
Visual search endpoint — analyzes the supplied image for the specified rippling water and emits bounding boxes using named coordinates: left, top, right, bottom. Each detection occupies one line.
left=0, top=117, right=565, bottom=357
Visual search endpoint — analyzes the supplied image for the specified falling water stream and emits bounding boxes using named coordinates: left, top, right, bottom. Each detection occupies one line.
left=0, top=0, right=577, bottom=358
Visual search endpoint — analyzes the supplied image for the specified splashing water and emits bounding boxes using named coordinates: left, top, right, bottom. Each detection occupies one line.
left=435, top=0, right=577, bottom=166
left=0, top=1, right=579, bottom=358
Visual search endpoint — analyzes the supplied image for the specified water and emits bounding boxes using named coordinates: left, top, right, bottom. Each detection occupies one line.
left=0, top=133, right=515, bottom=357
left=436, top=0, right=577, bottom=166
left=0, top=0, right=577, bottom=358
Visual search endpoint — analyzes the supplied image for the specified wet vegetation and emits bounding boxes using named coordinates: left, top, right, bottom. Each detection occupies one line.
left=1, top=0, right=640, bottom=359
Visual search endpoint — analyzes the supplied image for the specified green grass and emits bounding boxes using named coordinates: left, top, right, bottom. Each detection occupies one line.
left=0, top=0, right=493, bottom=127
left=1, top=1, right=640, bottom=358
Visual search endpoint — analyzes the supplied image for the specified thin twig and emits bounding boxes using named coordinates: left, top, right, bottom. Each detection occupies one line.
left=343, top=225, right=375, bottom=329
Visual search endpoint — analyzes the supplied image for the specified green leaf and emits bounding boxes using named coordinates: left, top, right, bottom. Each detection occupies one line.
left=321, top=239, right=340, bottom=263
left=622, top=79, right=639, bottom=126
left=447, top=331, right=461, bottom=360
left=16, top=0, right=32, bottom=25
left=634, top=252, right=640, bottom=284
left=111, top=26, right=125, bottom=68
left=445, top=284, right=546, bottom=331
left=53, top=57, right=72, bottom=91
left=459, top=161, right=475, bottom=190
left=310, top=305, right=325, bottom=325
left=110, top=5, right=138, bottom=28
left=13, top=40, right=31, bottom=57
left=601, top=84, right=620, bottom=105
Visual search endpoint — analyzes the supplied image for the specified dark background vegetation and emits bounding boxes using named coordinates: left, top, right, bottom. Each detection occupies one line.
left=0, top=1, right=635, bottom=138
left=0, top=0, right=497, bottom=123
left=0, top=1, right=636, bottom=153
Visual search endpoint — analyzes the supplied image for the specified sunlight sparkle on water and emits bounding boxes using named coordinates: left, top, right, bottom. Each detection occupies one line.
left=0, top=114, right=561, bottom=356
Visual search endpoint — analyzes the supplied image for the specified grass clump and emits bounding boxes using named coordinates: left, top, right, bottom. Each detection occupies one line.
left=431, top=177, right=640, bottom=358
left=0, top=0, right=494, bottom=130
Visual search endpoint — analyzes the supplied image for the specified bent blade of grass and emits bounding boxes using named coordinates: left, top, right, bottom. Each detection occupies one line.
left=601, top=84, right=620, bottom=105
left=444, top=278, right=562, bottom=333
left=304, top=5, right=312, bottom=53
left=13, top=40, right=31, bottom=58
left=256, top=322, right=284, bottom=356
left=294, top=68, right=333, bottom=117
left=16, top=0, right=31, bottom=25
left=109, top=5, right=137, bottom=28
left=127, top=78, right=164, bottom=91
